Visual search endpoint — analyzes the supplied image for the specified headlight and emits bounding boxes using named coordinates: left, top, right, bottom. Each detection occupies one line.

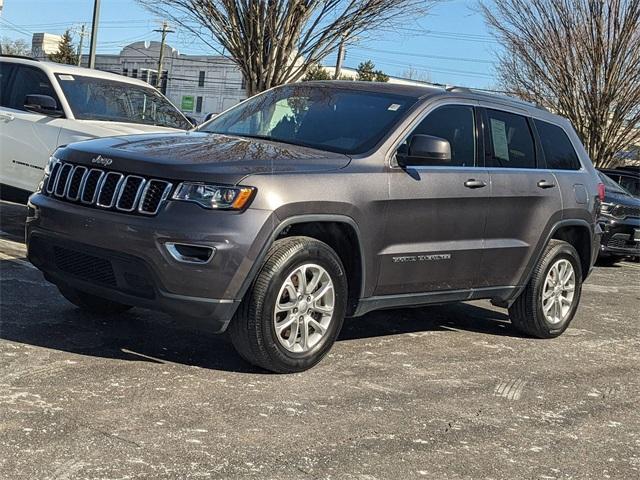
left=44, top=156, right=59, bottom=175
left=172, top=182, right=256, bottom=210
left=600, top=202, right=625, bottom=219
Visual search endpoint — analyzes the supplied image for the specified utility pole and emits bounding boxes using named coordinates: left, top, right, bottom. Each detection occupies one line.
left=154, top=21, right=174, bottom=89
left=88, top=0, right=101, bottom=69
left=76, top=24, right=87, bottom=66
left=334, top=37, right=346, bottom=79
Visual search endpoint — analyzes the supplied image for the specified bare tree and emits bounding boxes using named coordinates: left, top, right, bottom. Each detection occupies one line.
left=0, top=37, right=31, bottom=56
left=481, top=0, right=640, bottom=168
left=401, top=66, right=432, bottom=83
left=137, top=0, right=435, bottom=97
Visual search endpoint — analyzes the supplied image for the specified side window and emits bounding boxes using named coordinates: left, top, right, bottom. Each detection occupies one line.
left=0, top=62, right=16, bottom=107
left=618, top=175, right=640, bottom=196
left=534, top=120, right=581, bottom=170
left=7, top=66, right=60, bottom=112
left=398, top=105, right=476, bottom=167
left=485, top=109, right=536, bottom=168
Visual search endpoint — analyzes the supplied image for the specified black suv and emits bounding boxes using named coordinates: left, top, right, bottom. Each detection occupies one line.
left=26, top=82, right=603, bottom=372
left=597, top=171, right=640, bottom=263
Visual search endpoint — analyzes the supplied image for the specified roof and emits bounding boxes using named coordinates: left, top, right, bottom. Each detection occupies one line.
left=0, top=56, right=155, bottom=89
left=301, top=80, right=443, bottom=99
left=300, top=80, right=567, bottom=125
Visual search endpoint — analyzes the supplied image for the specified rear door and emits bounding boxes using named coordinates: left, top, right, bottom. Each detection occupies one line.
left=377, top=102, right=490, bottom=295
left=478, top=107, right=562, bottom=288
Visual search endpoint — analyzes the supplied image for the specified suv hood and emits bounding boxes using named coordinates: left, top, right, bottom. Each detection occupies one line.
left=55, top=132, right=351, bottom=185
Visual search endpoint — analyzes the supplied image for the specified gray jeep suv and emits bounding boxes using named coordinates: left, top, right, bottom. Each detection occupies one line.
left=26, top=81, right=603, bottom=372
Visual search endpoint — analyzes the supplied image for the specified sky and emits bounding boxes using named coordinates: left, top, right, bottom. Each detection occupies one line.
left=0, top=0, right=501, bottom=89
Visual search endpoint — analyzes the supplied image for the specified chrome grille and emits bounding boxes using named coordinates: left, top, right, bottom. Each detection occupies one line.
left=45, top=160, right=172, bottom=215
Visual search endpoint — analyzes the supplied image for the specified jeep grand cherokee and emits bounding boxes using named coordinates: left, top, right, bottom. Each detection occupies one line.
left=26, top=82, right=603, bottom=372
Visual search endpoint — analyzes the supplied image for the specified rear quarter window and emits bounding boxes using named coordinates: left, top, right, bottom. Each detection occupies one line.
left=534, top=120, right=581, bottom=170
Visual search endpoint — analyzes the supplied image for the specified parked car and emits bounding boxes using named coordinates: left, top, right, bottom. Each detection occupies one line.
left=597, top=171, right=640, bottom=264
left=0, top=55, right=192, bottom=196
left=598, top=166, right=640, bottom=197
left=26, top=81, right=603, bottom=372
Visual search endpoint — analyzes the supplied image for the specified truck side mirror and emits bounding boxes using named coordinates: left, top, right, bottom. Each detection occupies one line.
left=24, top=94, right=63, bottom=117
left=397, top=134, right=452, bottom=167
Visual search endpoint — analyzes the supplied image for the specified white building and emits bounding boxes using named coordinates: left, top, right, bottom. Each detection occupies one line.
left=31, top=33, right=63, bottom=59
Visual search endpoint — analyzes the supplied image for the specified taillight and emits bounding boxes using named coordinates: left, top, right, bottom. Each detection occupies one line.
left=597, top=183, right=605, bottom=202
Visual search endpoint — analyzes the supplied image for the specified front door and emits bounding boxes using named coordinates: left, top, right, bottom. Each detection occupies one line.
left=377, top=104, right=489, bottom=296
left=0, top=64, right=64, bottom=192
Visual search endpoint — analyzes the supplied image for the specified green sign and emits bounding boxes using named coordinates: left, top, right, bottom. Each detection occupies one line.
left=181, top=96, right=194, bottom=112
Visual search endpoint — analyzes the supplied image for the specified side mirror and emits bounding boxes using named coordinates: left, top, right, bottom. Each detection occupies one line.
left=398, top=134, right=451, bottom=167
left=24, top=94, right=63, bottom=117
left=185, top=115, right=198, bottom=127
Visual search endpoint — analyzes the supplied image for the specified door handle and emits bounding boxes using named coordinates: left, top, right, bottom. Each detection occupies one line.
left=0, top=112, right=15, bottom=122
left=464, top=179, right=487, bottom=189
left=537, top=180, right=556, bottom=189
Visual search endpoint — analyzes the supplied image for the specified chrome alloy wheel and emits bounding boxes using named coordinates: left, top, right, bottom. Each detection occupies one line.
left=273, top=263, right=335, bottom=353
left=541, top=259, right=576, bottom=325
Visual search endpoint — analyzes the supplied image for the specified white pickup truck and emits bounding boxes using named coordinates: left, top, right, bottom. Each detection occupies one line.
left=0, top=56, right=192, bottom=195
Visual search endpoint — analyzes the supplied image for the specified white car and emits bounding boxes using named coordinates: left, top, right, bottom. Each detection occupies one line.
left=0, top=56, right=192, bottom=194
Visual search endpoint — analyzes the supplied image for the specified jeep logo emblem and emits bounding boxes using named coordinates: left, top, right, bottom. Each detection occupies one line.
left=91, top=155, right=113, bottom=167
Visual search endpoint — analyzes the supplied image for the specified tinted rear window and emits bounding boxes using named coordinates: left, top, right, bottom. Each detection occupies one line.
left=535, top=120, right=581, bottom=170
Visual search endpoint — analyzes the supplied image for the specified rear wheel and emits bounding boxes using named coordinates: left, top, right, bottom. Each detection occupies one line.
left=509, top=240, right=582, bottom=338
left=58, top=285, right=133, bottom=314
left=229, top=236, right=347, bottom=373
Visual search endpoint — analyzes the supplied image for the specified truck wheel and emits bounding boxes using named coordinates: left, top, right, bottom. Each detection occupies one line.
left=58, top=285, right=133, bottom=314
left=229, top=236, right=347, bottom=373
left=509, top=240, right=582, bottom=338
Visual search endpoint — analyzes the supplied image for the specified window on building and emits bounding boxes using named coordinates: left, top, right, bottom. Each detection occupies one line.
left=534, top=119, right=581, bottom=170
left=240, top=76, right=246, bottom=90
left=196, top=96, right=203, bottom=113
left=198, top=71, right=205, bottom=87
left=485, top=109, right=536, bottom=169
left=122, top=68, right=128, bottom=77
left=397, top=105, right=477, bottom=167
left=132, top=69, right=138, bottom=78
left=140, top=70, right=149, bottom=82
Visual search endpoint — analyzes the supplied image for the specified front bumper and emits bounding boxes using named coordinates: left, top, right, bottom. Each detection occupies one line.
left=599, top=217, right=640, bottom=257
left=26, top=193, right=277, bottom=332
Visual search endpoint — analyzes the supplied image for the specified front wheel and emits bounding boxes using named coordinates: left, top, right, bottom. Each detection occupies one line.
left=509, top=240, right=582, bottom=338
left=229, top=236, right=347, bottom=373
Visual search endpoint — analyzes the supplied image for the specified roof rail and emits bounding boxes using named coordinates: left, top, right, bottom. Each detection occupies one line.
left=444, top=84, right=548, bottom=112
left=0, top=54, right=39, bottom=61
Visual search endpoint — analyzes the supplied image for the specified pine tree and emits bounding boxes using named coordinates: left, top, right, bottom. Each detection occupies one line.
left=356, top=60, right=389, bottom=82
left=49, top=30, right=78, bottom=65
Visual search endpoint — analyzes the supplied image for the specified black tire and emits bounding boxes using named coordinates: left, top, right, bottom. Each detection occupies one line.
left=509, top=239, right=582, bottom=338
left=58, top=285, right=133, bottom=314
left=229, top=236, right=348, bottom=373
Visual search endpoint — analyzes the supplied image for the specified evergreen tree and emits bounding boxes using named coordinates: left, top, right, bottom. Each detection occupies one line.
left=48, top=30, right=78, bottom=65
left=356, top=60, right=389, bottom=82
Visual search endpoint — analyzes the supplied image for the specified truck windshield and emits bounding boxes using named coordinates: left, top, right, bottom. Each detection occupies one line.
left=200, top=84, right=417, bottom=154
left=55, top=74, right=191, bottom=130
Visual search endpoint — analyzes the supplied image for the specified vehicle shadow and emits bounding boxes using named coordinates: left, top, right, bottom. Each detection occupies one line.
left=0, top=258, right=521, bottom=374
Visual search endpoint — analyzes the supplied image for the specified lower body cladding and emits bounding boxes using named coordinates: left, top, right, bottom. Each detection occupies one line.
left=26, top=194, right=276, bottom=333
left=599, top=217, right=640, bottom=258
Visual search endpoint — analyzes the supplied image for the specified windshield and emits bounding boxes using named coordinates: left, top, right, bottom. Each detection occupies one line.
left=55, top=74, right=191, bottom=130
left=599, top=171, right=633, bottom=196
left=200, top=84, right=418, bottom=154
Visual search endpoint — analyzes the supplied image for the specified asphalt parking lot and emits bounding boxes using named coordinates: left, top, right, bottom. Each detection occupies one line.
left=1, top=200, right=639, bottom=480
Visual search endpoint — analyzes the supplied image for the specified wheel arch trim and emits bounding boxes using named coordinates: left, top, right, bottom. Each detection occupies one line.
left=236, top=214, right=367, bottom=303
left=506, top=218, right=594, bottom=306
